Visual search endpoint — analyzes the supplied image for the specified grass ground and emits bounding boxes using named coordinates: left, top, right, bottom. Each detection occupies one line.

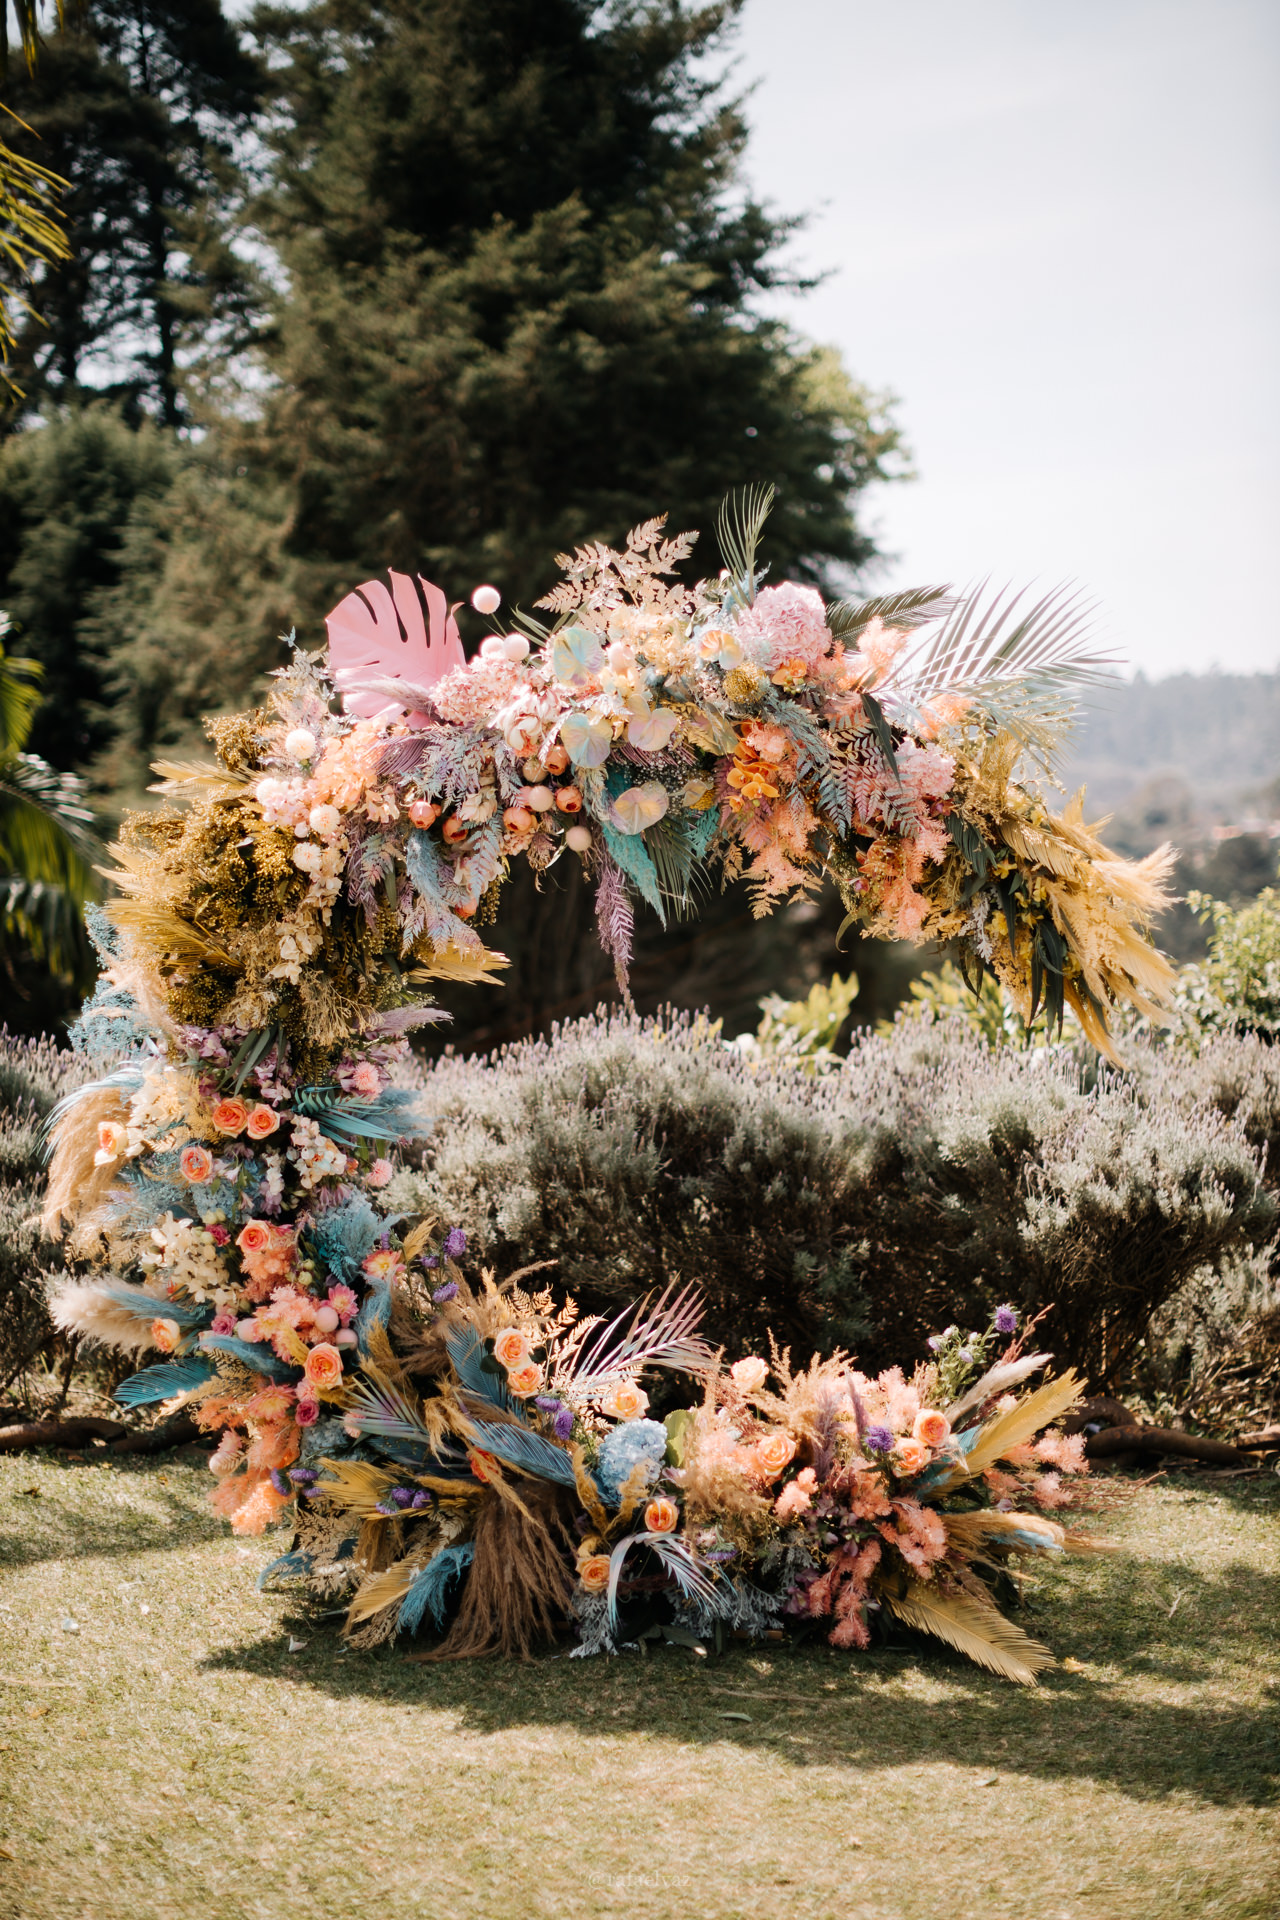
left=0, top=1453, right=1276, bottom=1920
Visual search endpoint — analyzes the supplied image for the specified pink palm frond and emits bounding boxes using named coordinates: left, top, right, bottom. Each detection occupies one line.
left=325, top=571, right=466, bottom=723
left=553, top=1280, right=714, bottom=1396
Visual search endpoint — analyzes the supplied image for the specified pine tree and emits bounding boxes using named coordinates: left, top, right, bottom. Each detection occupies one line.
left=1, top=1, right=261, bottom=426
left=246, top=0, right=903, bottom=615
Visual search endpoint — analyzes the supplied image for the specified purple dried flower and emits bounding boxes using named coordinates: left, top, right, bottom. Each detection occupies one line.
left=534, top=1394, right=561, bottom=1413
left=424, top=1255, right=439, bottom=1269
left=432, top=1280, right=458, bottom=1303
left=410, top=1490, right=432, bottom=1510
left=958, top=1349, right=973, bottom=1365
left=269, top=1469, right=292, bottom=1496
left=374, top=1499, right=399, bottom=1516
left=995, top=1305, right=1018, bottom=1335
left=553, top=1407, right=575, bottom=1441
left=864, top=1424, right=894, bottom=1454
left=288, top=1467, right=318, bottom=1486
left=390, top=1487, right=415, bottom=1508
left=926, top=1334, right=942, bottom=1352
left=444, top=1227, right=467, bottom=1259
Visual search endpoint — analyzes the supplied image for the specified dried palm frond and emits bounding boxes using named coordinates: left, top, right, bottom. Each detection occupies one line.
left=716, top=484, right=775, bottom=601
left=552, top=1280, right=714, bottom=1396
left=406, top=943, right=509, bottom=987
left=313, top=1458, right=400, bottom=1516
left=345, top=1362, right=454, bottom=1459
left=148, top=760, right=248, bottom=798
left=945, top=1351, right=1053, bottom=1424
left=883, top=1578, right=1054, bottom=1685
left=825, top=584, right=955, bottom=641
left=935, top=1372, right=1084, bottom=1490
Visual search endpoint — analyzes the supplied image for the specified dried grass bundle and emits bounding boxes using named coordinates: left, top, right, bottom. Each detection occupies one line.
left=418, top=1480, right=575, bottom=1660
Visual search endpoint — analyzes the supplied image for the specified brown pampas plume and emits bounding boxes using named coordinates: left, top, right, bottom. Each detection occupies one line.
left=41, top=1087, right=131, bottom=1238
left=411, top=1480, right=575, bottom=1661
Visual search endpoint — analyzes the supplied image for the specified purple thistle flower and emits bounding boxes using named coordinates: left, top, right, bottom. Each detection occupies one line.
left=865, top=1424, right=894, bottom=1454
left=432, top=1280, right=458, bottom=1303
left=410, top=1490, right=432, bottom=1510
left=288, top=1467, right=318, bottom=1486
left=424, top=1255, right=439, bottom=1269
left=553, top=1407, right=575, bottom=1441
left=390, top=1487, right=415, bottom=1508
left=444, top=1227, right=467, bottom=1259
left=269, top=1469, right=293, bottom=1496
left=995, top=1304, right=1018, bottom=1335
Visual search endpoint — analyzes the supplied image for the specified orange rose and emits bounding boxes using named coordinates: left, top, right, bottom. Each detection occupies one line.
left=578, top=1554, right=612, bottom=1593
left=303, top=1343, right=344, bottom=1391
left=730, top=1356, right=769, bottom=1393
left=601, top=1379, right=649, bottom=1421
left=913, top=1409, right=951, bottom=1449
left=210, top=1098, right=249, bottom=1136
left=180, top=1145, right=213, bottom=1183
left=245, top=1105, right=280, bottom=1140
left=644, top=1497, right=678, bottom=1535
left=150, top=1318, right=181, bottom=1353
left=506, top=1362, right=543, bottom=1398
left=752, top=1431, right=796, bottom=1479
left=893, top=1439, right=929, bottom=1476
left=492, top=1327, right=531, bottom=1370
left=236, top=1221, right=271, bottom=1255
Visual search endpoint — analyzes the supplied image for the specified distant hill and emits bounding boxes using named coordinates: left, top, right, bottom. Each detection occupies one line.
left=1056, top=669, right=1280, bottom=959
left=1059, top=670, right=1280, bottom=820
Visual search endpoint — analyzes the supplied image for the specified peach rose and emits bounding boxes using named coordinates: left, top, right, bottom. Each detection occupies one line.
left=578, top=1554, right=612, bottom=1593
left=893, top=1439, right=929, bottom=1476
left=644, top=1497, right=678, bottom=1535
left=150, top=1318, right=181, bottom=1354
left=506, top=1362, right=543, bottom=1398
left=93, top=1120, right=127, bottom=1167
left=236, top=1221, right=271, bottom=1255
left=245, top=1105, right=280, bottom=1140
left=752, top=1431, right=796, bottom=1479
left=913, top=1409, right=951, bottom=1449
left=210, top=1098, right=249, bottom=1136
left=601, top=1379, right=649, bottom=1420
left=303, top=1343, right=344, bottom=1391
left=730, top=1356, right=769, bottom=1393
left=180, top=1144, right=213, bottom=1183
left=492, top=1327, right=531, bottom=1370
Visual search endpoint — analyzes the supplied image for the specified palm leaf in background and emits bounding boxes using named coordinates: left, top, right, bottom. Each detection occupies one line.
left=1, top=4, right=76, bottom=390
left=0, top=633, right=97, bottom=983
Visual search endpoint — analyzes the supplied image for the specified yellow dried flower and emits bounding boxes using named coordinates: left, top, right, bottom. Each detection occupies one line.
left=723, top=665, right=764, bottom=705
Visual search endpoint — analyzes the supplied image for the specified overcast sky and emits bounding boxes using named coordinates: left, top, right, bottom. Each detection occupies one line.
left=733, top=0, right=1279, bottom=678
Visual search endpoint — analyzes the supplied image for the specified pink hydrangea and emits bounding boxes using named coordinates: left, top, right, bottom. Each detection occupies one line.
left=735, top=583, right=833, bottom=673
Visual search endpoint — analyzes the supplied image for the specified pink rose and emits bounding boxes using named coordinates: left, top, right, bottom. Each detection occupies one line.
left=294, top=1394, right=319, bottom=1428
left=209, top=1313, right=237, bottom=1336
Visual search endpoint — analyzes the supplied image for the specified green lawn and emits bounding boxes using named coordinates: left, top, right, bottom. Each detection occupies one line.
left=0, top=1453, right=1277, bottom=1920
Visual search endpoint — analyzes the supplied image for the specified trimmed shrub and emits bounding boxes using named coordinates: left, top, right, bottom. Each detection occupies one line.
left=398, top=1010, right=1277, bottom=1388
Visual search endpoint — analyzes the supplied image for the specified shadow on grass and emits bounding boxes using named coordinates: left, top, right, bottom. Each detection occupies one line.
left=199, top=1545, right=1280, bottom=1811
left=0, top=1460, right=223, bottom=1570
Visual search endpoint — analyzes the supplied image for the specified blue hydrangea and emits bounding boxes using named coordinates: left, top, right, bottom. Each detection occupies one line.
left=596, top=1418, right=669, bottom=1504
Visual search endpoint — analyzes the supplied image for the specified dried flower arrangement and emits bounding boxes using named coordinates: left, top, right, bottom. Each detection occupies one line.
left=42, top=491, right=1167, bottom=1677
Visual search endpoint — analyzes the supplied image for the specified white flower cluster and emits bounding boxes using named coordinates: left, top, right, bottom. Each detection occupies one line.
left=287, top=1116, right=348, bottom=1189
left=268, top=911, right=325, bottom=984
left=125, top=1065, right=198, bottom=1157
left=138, top=1211, right=234, bottom=1307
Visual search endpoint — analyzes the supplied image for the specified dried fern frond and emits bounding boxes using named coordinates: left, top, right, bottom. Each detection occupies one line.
left=148, top=760, right=248, bottom=797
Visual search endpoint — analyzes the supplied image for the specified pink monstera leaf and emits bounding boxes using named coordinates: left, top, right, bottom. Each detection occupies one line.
left=325, top=570, right=466, bottom=723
